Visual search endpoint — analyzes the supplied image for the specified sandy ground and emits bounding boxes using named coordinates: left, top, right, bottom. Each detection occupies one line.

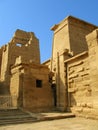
left=0, top=117, right=98, bottom=130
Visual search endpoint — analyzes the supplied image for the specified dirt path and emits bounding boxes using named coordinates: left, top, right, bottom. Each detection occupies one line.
left=0, top=117, right=98, bottom=130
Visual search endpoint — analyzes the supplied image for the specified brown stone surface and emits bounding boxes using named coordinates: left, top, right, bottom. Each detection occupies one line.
left=0, top=29, right=53, bottom=111
left=50, top=16, right=98, bottom=119
left=0, top=29, right=40, bottom=88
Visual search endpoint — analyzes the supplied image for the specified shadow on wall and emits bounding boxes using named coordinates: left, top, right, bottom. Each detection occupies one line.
left=53, top=71, right=77, bottom=112
left=0, top=81, right=10, bottom=95
left=68, top=92, right=77, bottom=108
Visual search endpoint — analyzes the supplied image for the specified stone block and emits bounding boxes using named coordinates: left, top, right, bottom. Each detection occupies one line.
left=87, top=103, right=93, bottom=108
left=81, top=102, right=87, bottom=107
left=75, top=107, right=83, bottom=112
left=68, top=73, right=78, bottom=79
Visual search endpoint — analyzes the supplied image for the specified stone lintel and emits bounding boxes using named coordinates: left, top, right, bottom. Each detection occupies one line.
left=64, top=51, right=88, bottom=63
left=11, top=62, right=49, bottom=70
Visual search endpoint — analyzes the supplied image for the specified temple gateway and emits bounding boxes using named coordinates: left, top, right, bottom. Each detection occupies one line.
left=0, top=16, right=98, bottom=119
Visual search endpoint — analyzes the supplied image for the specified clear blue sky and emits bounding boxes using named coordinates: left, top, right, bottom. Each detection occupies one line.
left=0, top=0, right=98, bottom=63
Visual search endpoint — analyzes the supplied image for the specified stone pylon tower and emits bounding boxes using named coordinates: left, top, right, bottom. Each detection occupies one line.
left=0, top=29, right=40, bottom=94
left=51, top=16, right=97, bottom=111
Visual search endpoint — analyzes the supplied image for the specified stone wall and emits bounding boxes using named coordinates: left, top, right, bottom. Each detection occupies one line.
left=42, top=59, right=51, bottom=69
left=66, top=52, right=90, bottom=116
left=51, top=16, right=97, bottom=111
left=51, top=16, right=97, bottom=71
left=65, top=29, right=98, bottom=119
left=68, top=16, right=97, bottom=55
left=51, top=18, right=69, bottom=70
left=0, top=45, right=9, bottom=82
left=10, top=63, right=53, bottom=112
left=86, top=29, right=98, bottom=119
left=10, top=65, right=21, bottom=108
left=0, top=29, right=40, bottom=89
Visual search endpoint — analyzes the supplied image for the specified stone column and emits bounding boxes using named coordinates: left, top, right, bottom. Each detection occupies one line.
left=56, top=49, right=69, bottom=111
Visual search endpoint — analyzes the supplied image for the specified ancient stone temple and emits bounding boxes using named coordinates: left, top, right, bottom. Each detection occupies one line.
left=46, top=16, right=98, bottom=119
left=0, top=29, right=53, bottom=111
left=0, top=16, right=98, bottom=119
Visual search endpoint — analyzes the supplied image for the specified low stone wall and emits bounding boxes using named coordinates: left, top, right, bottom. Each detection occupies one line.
left=65, top=29, right=98, bottom=119
left=66, top=53, right=98, bottom=119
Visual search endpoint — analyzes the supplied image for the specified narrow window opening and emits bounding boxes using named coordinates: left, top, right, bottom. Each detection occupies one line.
left=16, top=43, right=22, bottom=47
left=36, top=79, right=42, bottom=88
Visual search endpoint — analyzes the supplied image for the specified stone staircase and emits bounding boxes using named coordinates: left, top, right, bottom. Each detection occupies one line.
left=0, top=109, right=37, bottom=125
